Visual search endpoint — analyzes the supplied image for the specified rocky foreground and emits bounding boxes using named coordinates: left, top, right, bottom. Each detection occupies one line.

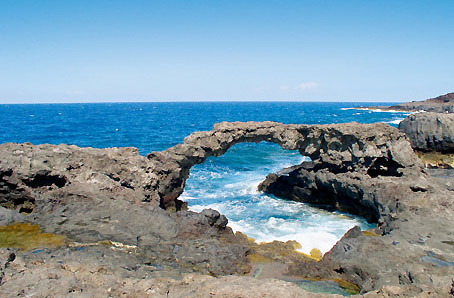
left=1, top=121, right=454, bottom=297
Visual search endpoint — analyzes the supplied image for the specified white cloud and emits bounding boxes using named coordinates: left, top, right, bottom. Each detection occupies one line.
left=296, top=82, right=318, bottom=91
left=279, top=85, right=289, bottom=91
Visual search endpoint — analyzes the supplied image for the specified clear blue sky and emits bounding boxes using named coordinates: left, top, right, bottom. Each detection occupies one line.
left=0, top=0, right=453, bottom=103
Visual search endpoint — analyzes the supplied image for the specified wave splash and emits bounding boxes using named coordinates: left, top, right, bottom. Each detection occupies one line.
left=180, top=142, right=374, bottom=254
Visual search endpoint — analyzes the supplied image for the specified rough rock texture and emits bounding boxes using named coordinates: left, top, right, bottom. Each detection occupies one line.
left=0, top=249, right=338, bottom=298
left=0, top=206, right=24, bottom=226
left=151, top=121, right=421, bottom=211
left=0, top=143, right=250, bottom=278
left=398, top=112, right=454, bottom=153
left=256, top=126, right=454, bottom=294
left=0, top=121, right=453, bottom=297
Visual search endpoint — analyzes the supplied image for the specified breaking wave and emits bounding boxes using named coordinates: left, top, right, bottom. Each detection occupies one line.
left=181, top=142, right=374, bottom=254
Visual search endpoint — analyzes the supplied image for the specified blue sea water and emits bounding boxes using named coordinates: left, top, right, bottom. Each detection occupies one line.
left=0, top=102, right=410, bottom=254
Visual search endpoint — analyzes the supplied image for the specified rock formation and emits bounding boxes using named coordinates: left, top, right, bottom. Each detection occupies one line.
left=253, top=124, right=454, bottom=293
left=0, top=121, right=454, bottom=297
left=151, top=121, right=420, bottom=212
left=399, top=112, right=454, bottom=153
left=0, top=143, right=250, bottom=278
left=366, top=92, right=454, bottom=113
left=390, top=92, right=454, bottom=113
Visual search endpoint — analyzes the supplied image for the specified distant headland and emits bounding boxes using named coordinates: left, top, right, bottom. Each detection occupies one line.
left=365, top=92, right=454, bottom=113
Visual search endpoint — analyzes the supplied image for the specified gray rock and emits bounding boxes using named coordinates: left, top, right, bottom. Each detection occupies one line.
left=0, top=121, right=453, bottom=296
left=0, top=207, right=24, bottom=226
left=0, top=143, right=250, bottom=277
left=152, top=121, right=422, bottom=210
left=258, top=144, right=454, bottom=293
left=399, top=112, right=454, bottom=153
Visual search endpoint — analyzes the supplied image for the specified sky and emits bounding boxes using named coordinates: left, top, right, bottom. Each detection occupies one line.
left=0, top=0, right=453, bottom=103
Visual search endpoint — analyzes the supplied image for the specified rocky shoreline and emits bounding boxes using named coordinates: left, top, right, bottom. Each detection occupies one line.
left=361, top=92, right=454, bottom=113
left=1, top=121, right=454, bottom=297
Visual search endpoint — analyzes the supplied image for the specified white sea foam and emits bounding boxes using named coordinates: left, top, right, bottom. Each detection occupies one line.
left=370, top=108, right=400, bottom=113
left=179, top=194, right=198, bottom=201
left=182, top=143, right=374, bottom=255
left=385, top=119, right=404, bottom=125
left=342, top=107, right=424, bottom=114
left=229, top=213, right=362, bottom=254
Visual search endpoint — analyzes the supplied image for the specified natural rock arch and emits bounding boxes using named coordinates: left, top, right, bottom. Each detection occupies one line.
left=147, top=121, right=422, bottom=222
left=2, top=121, right=454, bottom=294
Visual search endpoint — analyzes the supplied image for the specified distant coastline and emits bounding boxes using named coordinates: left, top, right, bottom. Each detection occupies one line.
left=358, top=92, right=454, bottom=113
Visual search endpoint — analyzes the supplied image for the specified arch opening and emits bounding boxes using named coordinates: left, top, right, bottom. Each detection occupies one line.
left=179, top=141, right=375, bottom=255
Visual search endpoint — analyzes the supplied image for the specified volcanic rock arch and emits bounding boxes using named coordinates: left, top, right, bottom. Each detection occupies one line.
left=148, top=121, right=422, bottom=225
left=2, top=121, right=454, bottom=295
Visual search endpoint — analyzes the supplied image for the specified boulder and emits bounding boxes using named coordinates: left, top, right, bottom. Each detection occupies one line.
left=399, top=112, right=454, bottom=153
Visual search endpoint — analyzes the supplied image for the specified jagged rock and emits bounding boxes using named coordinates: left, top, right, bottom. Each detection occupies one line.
left=0, top=121, right=453, bottom=296
left=0, top=249, right=337, bottom=297
left=399, top=112, right=454, bottom=153
left=258, top=148, right=454, bottom=294
left=152, top=121, right=421, bottom=210
left=0, top=143, right=250, bottom=278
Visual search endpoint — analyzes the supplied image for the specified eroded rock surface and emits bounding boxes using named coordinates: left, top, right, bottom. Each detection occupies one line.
left=399, top=112, right=454, bottom=153
left=0, top=121, right=453, bottom=297
left=253, top=124, right=454, bottom=294
left=0, top=248, right=338, bottom=298
left=151, top=121, right=421, bottom=211
left=0, top=143, right=250, bottom=279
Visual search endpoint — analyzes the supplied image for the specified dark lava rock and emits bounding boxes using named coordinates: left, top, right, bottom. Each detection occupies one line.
left=152, top=121, right=421, bottom=211
left=399, top=112, right=454, bottom=153
left=0, top=143, right=250, bottom=278
left=0, top=121, right=453, bottom=296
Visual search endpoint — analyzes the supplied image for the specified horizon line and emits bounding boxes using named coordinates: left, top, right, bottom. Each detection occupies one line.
left=0, top=99, right=403, bottom=105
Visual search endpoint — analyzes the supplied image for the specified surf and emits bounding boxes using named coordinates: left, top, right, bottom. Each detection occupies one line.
left=180, top=142, right=374, bottom=255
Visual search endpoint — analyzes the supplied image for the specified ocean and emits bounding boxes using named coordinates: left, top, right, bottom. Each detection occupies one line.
left=0, top=102, right=410, bottom=254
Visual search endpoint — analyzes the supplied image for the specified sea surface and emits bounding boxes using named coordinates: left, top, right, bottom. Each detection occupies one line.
left=0, top=102, right=410, bottom=254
